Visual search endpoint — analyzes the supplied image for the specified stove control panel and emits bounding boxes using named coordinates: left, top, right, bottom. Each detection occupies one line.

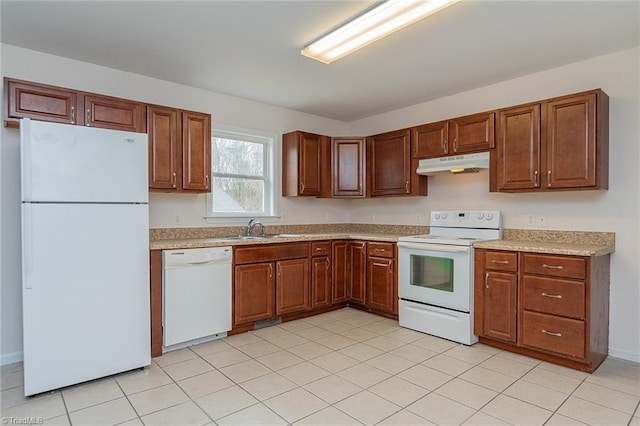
left=430, top=210, right=501, bottom=229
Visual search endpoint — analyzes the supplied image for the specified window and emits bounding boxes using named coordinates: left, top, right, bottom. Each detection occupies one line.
left=206, top=125, right=276, bottom=220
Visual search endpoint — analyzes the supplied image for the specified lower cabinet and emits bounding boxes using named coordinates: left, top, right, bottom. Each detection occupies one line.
left=331, top=241, right=349, bottom=303
left=474, top=248, right=610, bottom=372
left=276, top=258, right=310, bottom=315
left=348, top=241, right=367, bottom=305
left=311, top=242, right=332, bottom=309
left=234, top=263, right=275, bottom=325
left=349, top=240, right=397, bottom=316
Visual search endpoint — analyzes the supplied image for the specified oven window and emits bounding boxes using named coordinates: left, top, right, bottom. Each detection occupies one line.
left=410, top=255, right=454, bottom=292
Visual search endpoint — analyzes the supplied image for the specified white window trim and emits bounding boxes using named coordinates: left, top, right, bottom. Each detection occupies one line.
left=205, top=124, right=281, bottom=224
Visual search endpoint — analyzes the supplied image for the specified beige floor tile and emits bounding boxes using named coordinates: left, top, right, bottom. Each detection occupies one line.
left=128, top=383, right=189, bottom=416
left=462, top=411, right=510, bottom=425
left=177, top=370, right=235, bottom=399
left=268, top=332, right=310, bottom=349
left=219, top=359, right=272, bottom=383
left=41, top=414, right=71, bottom=426
left=481, top=394, right=552, bottom=426
left=255, top=350, right=305, bottom=371
left=558, top=396, right=631, bottom=425
left=386, top=328, right=429, bottom=343
left=459, top=366, right=517, bottom=392
left=470, top=343, right=502, bottom=355
left=310, top=351, right=359, bottom=373
left=572, top=381, right=639, bottom=414
left=368, top=376, right=429, bottom=407
left=62, top=377, right=124, bottom=412
left=195, top=385, right=258, bottom=420
left=503, top=379, right=568, bottom=411
left=443, top=345, right=495, bottom=365
left=411, top=335, right=459, bottom=353
left=586, top=370, right=640, bottom=396
left=342, top=315, right=383, bottom=328
left=264, top=387, right=328, bottom=423
left=317, top=320, right=357, bottom=334
left=339, top=328, right=378, bottom=342
left=596, top=357, right=640, bottom=380
left=389, top=344, right=438, bottom=363
left=631, top=415, right=640, bottom=426
left=407, top=393, right=476, bottom=426
left=216, top=403, right=287, bottom=426
left=334, top=390, right=400, bottom=425
left=237, top=340, right=282, bottom=358
left=364, top=353, right=416, bottom=375
left=338, top=343, right=385, bottom=362
left=360, top=321, right=400, bottom=335
left=377, top=409, right=436, bottom=425
left=190, top=338, right=233, bottom=356
left=294, top=326, right=333, bottom=340
left=303, top=375, right=362, bottom=404
left=117, top=418, right=144, bottom=426
left=435, top=378, right=498, bottom=409
left=0, top=369, right=23, bottom=391
left=363, top=335, right=406, bottom=352
left=278, top=361, right=331, bottom=386
left=422, top=354, right=474, bottom=376
left=304, top=314, right=334, bottom=326
left=224, top=331, right=265, bottom=347
left=536, top=361, right=590, bottom=380
left=162, top=357, right=215, bottom=381
left=1, top=386, right=57, bottom=410
left=397, top=365, right=453, bottom=391
left=315, top=334, right=357, bottom=350
left=277, top=320, right=314, bottom=333
left=545, top=413, right=589, bottom=425
left=1, top=362, right=23, bottom=375
left=478, top=355, right=534, bottom=378
left=239, top=372, right=297, bottom=400
left=294, top=406, right=362, bottom=425
left=116, top=364, right=173, bottom=395
left=287, top=342, right=333, bottom=360
left=201, top=348, right=251, bottom=369
left=492, top=350, right=541, bottom=366
left=337, top=363, right=391, bottom=388
left=153, top=348, right=197, bottom=367
left=251, top=325, right=294, bottom=341
left=521, top=367, right=582, bottom=394
left=3, top=393, right=66, bottom=420
left=141, top=400, right=210, bottom=426
left=68, top=397, right=137, bottom=425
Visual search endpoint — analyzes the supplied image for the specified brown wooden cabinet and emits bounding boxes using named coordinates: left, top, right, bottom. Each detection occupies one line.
left=332, top=137, right=366, bottom=197
left=282, top=131, right=330, bottom=197
left=310, top=241, right=331, bottom=309
left=348, top=241, right=367, bottom=305
left=276, top=258, right=310, bottom=315
left=413, top=112, right=495, bottom=159
left=181, top=111, right=211, bottom=192
left=493, top=90, right=608, bottom=192
left=332, top=240, right=349, bottom=303
left=234, top=262, right=275, bottom=325
left=474, top=248, right=610, bottom=372
left=82, top=94, right=145, bottom=133
left=5, top=78, right=79, bottom=126
left=366, top=257, right=395, bottom=313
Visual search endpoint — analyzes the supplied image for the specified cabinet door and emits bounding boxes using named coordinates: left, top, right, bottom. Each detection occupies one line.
left=366, top=256, right=395, bottom=313
left=332, top=241, right=349, bottom=303
left=368, top=129, right=412, bottom=196
left=348, top=242, right=367, bottom=305
left=276, top=258, right=310, bottom=315
left=182, top=111, right=211, bottom=192
left=484, top=271, right=517, bottom=343
left=332, top=137, right=366, bottom=197
left=147, top=105, right=180, bottom=190
left=496, top=104, right=541, bottom=191
left=234, top=263, right=275, bottom=325
left=449, top=112, right=495, bottom=154
left=311, top=256, right=331, bottom=309
left=5, top=78, right=79, bottom=126
left=413, top=121, right=448, bottom=159
left=299, top=133, right=323, bottom=196
left=545, top=93, right=597, bottom=189
left=82, top=94, right=145, bottom=133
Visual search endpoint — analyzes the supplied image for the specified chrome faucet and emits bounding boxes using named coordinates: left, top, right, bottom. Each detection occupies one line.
left=245, top=219, right=266, bottom=236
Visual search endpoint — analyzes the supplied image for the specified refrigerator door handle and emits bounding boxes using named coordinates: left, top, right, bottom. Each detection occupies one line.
left=23, top=203, right=33, bottom=289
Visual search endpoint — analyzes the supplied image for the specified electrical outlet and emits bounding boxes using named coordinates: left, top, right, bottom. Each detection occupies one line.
left=173, top=214, right=181, bottom=224
left=527, top=214, right=536, bottom=227
left=371, top=213, right=376, bottom=223
left=326, top=212, right=331, bottom=223
left=536, top=214, right=547, bottom=228
left=416, top=213, right=422, bottom=223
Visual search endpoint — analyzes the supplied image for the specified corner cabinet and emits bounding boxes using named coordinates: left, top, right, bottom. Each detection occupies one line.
left=282, top=131, right=330, bottom=197
left=348, top=240, right=397, bottom=316
left=474, top=248, right=610, bottom=372
left=492, top=89, right=608, bottom=192
left=332, top=137, right=366, bottom=197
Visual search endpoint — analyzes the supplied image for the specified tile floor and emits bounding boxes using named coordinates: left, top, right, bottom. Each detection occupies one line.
left=2, top=308, right=639, bottom=425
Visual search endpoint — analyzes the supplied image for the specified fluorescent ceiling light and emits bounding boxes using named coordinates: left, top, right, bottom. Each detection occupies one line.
left=302, top=0, right=460, bottom=64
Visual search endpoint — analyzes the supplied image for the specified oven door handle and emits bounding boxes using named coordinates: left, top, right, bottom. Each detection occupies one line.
left=397, top=242, right=470, bottom=253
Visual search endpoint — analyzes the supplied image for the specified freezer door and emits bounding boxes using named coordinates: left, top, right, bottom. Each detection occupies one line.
left=21, top=118, right=148, bottom=203
left=22, top=203, right=150, bottom=396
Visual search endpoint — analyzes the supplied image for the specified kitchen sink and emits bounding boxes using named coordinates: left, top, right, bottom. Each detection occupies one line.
left=220, top=234, right=301, bottom=241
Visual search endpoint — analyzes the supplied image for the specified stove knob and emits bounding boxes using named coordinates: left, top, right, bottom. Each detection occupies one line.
left=434, top=213, right=441, bottom=220
left=486, top=213, right=494, bottom=220
left=441, top=212, right=448, bottom=219
left=476, top=212, right=485, bottom=219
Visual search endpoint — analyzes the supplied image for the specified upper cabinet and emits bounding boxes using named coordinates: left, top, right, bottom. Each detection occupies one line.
left=82, top=94, right=145, bottom=133
left=282, top=131, right=330, bottom=197
left=181, top=111, right=211, bottom=192
left=492, top=89, right=608, bottom=192
left=368, top=129, right=427, bottom=197
left=332, top=137, right=366, bottom=198
left=413, top=111, right=495, bottom=159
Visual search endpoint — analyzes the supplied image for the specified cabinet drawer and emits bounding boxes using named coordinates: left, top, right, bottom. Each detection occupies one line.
left=522, top=276, right=585, bottom=319
left=523, top=254, right=586, bottom=279
left=234, top=242, right=309, bottom=264
left=521, top=311, right=585, bottom=359
left=367, top=242, right=394, bottom=258
left=311, top=241, right=331, bottom=257
left=485, top=251, right=517, bottom=272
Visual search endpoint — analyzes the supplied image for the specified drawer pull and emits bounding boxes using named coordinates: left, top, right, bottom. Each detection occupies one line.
left=542, top=264, right=564, bottom=270
left=374, top=248, right=386, bottom=252
left=491, top=260, right=509, bottom=264
left=541, top=292, right=562, bottom=299
left=541, top=329, right=562, bottom=337
left=316, top=247, right=323, bottom=251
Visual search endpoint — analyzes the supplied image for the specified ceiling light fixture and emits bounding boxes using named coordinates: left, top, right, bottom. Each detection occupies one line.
left=302, top=0, right=460, bottom=64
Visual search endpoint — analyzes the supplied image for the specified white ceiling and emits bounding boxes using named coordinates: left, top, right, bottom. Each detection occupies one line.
left=2, top=1, right=638, bottom=122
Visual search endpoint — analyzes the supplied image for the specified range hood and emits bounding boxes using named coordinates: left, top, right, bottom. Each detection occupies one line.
left=416, top=152, right=490, bottom=176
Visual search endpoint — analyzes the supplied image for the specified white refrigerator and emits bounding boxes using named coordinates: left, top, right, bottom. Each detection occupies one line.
left=20, top=118, right=151, bottom=396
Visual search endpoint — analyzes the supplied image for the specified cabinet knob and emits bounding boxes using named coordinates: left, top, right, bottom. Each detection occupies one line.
left=70, top=106, right=75, bottom=124
left=405, top=181, right=409, bottom=193
left=485, top=272, right=489, bottom=288
left=205, top=175, right=209, bottom=188
left=86, top=109, right=91, bottom=126
left=172, top=173, right=177, bottom=188
left=534, top=170, right=539, bottom=187
left=547, top=170, right=552, bottom=188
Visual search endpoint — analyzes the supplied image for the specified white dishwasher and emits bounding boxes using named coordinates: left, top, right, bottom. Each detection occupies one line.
left=162, top=247, right=232, bottom=351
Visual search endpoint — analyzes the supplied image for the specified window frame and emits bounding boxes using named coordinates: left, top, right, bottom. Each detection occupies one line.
left=205, top=124, right=279, bottom=223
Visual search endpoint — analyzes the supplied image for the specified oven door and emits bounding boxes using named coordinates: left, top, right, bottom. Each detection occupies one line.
left=397, top=241, right=473, bottom=312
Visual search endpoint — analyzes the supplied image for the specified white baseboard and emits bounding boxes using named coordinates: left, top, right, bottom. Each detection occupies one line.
left=608, top=349, right=640, bottom=363
left=1, top=351, right=24, bottom=366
